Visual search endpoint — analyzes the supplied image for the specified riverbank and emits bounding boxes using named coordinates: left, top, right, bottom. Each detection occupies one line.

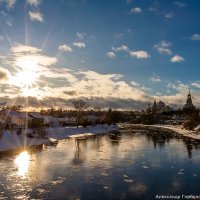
left=120, top=124, right=200, bottom=140
left=0, top=124, right=117, bottom=153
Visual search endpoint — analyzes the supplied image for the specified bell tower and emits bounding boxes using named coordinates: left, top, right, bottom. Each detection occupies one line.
left=183, top=89, right=196, bottom=111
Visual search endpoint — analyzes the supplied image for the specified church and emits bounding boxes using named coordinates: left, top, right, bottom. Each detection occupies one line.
left=146, top=99, right=172, bottom=114
left=183, top=90, right=196, bottom=111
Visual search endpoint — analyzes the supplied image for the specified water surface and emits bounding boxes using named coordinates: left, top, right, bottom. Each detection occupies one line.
left=0, top=130, right=200, bottom=200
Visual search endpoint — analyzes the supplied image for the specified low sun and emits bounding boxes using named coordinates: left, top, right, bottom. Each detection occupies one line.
left=11, top=57, right=40, bottom=96
left=16, top=69, right=37, bottom=88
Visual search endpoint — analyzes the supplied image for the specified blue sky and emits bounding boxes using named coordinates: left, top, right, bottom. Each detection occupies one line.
left=0, top=0, right=200, bottom=109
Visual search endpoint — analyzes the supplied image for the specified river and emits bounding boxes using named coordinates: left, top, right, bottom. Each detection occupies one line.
left=0, top=129, right=200, bottom=200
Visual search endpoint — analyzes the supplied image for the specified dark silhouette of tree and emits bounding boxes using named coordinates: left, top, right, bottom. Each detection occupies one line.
left=106, top=108, right=123, bottom=124
left=72, top=99, right=88, bottom=128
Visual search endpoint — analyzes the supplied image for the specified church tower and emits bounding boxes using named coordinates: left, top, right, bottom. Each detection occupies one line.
left=152, top=99, right=157, bottom=113
left=183, top=89, right=196, bottom=111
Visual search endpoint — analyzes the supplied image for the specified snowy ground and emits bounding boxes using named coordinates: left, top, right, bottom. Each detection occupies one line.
left=154, top=125, right=200, bottom=140
left=0, top=124, right=117, bottom=153
left=124, top=124, right=200, bottom=140
left=1, top=123, right=199, bottom=153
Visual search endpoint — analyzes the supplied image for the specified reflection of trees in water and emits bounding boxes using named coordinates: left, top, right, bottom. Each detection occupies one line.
left=183, top=139, right=200, bottom=159
left=144, top=131, right=200, bottom=159
left=145, top=133, right=170, bottom=149
left=108, top=132, right=122, bottom=146
left=72, top=136, right=99, bottom=165
left=72, top=139, right=84, bottom=165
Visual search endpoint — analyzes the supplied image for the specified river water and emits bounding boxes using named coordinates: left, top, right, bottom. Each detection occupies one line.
left=0, top=130, right=200, bottom=200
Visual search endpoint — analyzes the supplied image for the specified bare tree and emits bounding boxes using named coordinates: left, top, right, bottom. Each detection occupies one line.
left=72, top=99, right=88, bottom=128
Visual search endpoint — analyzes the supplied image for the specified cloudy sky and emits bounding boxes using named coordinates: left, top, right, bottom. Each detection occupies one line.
left=0, top=0, right=200, bottom=110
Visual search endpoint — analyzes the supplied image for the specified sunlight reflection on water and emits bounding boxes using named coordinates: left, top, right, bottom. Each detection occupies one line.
left=0, top=131, right=199, bottom=200
left=14, top=151, right=30, bottom=177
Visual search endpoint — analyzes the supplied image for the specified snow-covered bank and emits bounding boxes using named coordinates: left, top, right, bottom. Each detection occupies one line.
left=155, top=125, right=200, bottom=140
left=126, top=124, right=200, bottom=140
left=0, top=124, right=117, bottom=153
left=0, top=132, right=50, bottom=153
left=47, top=124, right=117, bottom=140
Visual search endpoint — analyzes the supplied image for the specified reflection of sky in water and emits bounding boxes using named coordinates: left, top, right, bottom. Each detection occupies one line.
left=0, top=131, right=200, bottom=199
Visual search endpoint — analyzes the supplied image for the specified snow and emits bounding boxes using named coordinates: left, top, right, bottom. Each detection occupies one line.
left=129, top=124, right=200, bottom=140
left=157, top=125, right=200, bottom=140
left=2, top=122, right=198, bottom=153
left=0, top=131, right=50, bottom=152
left=47, top=124, right=116, bottom=139
left=0, top=124, right=117, bottom=152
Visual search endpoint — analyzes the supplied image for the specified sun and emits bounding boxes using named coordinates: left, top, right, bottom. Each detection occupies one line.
left=11, top=56, right=40, bottom=97
left=15, top=57, right=39, bottom=88
left=15, top=69, right=37, bottom=87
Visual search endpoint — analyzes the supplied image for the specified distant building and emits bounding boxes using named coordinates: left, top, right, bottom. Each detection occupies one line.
left=146, top=99, right=172, bottom=114
left=28, top=113, right=44, bottom=128
left=183, top=90, right=196, bottom=111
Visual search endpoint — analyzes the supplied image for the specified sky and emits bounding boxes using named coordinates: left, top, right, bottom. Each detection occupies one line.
left=0, top=0, right=200, bottom=110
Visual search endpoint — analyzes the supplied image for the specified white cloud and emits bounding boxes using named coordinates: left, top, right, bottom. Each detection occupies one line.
left=106, top=52, right=116, bottom=59
left=130, top=7, right=142, bottom=14
left=129, top=50, right=150, bottom=59
left=155, top=82, right=188, bottom=106
left=131, top=81, right=140, bottom=87
left=165, top=12, right=173, bottom=20
left=10, top=44, right=57, bottom=71
left=174, top=1, right=187, bottom=7
left=148, top=7, right=157, bottom=12
left=0, top=43, right=154, bottom=109
left=191, top=82, right=200, bottom=89
left=27, top=0, right=40, bottom=6
left=0, top=36, right=4, bottom=41
left=6, top=43, right=57, bottom=94
left=191, top=34, right=200, bottom=41
left=29, top=11, right=44, bottom=22
left=6, top=20, right=12, bottom=26
left=11, top=44, right=41, bottom=53
left=7, top=0, right=17, bottom=9
left=58, top=44, right=73, bottom=52
left=154, top=40, right=172, bottom=55
left=150, top=74, right=161, bottom=82
left=170, top=55, right=184, bottom=63
left=76, top=32, right=85, bottom=40
left=73, top=42, right=86, bottom=48
left=111, top=45, right=129, bottom=52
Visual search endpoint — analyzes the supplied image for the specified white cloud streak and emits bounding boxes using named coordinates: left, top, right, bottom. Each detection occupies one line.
left=11, top=44, right=41, bottom=53
left=174, top=1, right=187, bottom=7
left=165, top=12, right=173, bottom=20
left=154, top=40, right=172, bottom=55
left=150, top=74, right=161, bottom=82
left=112, top=45, right=129, bottom=52
left=191, top=34, right=200, bottom=41
left=130, top=7, right=142, bottom=14
left=76, top=32, right=85, bottom=40
left=27, top=0, right=40, bottom=6
left=191, top=82, right=200, bottom=89
left=7, top=0, right=16, bottom=8
left=58, top=44, right=73, bottom=52
left=29, top=11, right=44, bottom=22
left=73, top=42, right=86, bottom=48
